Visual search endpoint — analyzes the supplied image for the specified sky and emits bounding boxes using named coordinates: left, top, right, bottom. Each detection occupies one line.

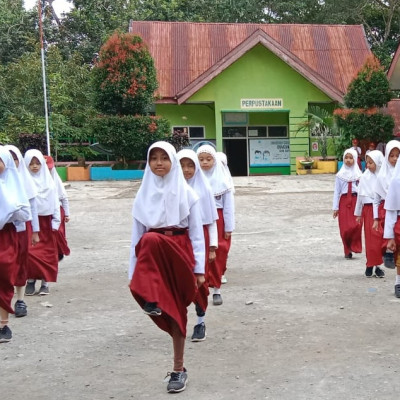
left=24, top=0, right=73, bottom=17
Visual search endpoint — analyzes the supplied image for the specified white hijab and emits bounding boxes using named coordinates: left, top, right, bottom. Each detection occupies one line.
left=24, top=149, right=58, bottom=216
left=196, top=145, right=232, bottom=196
left=4, top=144, right=38, bottom=200
left=375, top=140, right=400, bottom=199
left=132, top=141, right=198, bottom=228
left=357, top=150, right=384, bottom=198
left=336, top=148, right=362, bottom=182
left=384, top=146, right=400, bottom=210
left=177, top=149, right=218, bottom=225
left=0, top=146, right=31, bottom=230
left=216, top=151, right=235, bottom=194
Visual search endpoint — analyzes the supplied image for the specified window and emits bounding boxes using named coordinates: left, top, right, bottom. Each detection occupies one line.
left=248, top=126, right=267, bottom=137
left=268, top=126, right=288, bottom=138
left=222, top=127, right=246, bottom=137
left=223, top=112, right=248, bottom=125
left=172, top=126, right=205, bottom=138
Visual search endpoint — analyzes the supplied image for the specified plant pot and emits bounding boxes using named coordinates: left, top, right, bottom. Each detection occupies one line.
left=299, top=160, right=314, bottom=169
left=67, top=166, right=91, bottom=181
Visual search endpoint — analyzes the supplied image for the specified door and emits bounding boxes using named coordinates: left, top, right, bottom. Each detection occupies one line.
left=223, top=139, right=248, bottom=176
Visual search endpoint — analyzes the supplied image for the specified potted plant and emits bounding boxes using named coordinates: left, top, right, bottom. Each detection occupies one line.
left=299, top=152, right=314, bottom=169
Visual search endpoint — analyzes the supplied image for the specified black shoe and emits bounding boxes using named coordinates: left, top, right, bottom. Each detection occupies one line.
left=143, top=302, right=161, bottom=316
left=58, top=254, right=64, bottom=262
left=38, top=285, right=49, bottom=296
left=345, top=253, right=353, bottom=259
left=365, top=267, right=373, bottom=278
left=0, top=325, right=12, bottom=343
left=25, top=281, right=36, bottom=296
left=213, top=293, right=223, bottom=306
left=167, top=368, right=188, bottom=393
left=191, top=322, right=206, bottom=342
left=395, top=284, right=400, bottom=298
left=14, top=300, right=27, bottom=317
left=375, top=267, right=385, bottom=278
left=384, top=252, right=395, bottom=269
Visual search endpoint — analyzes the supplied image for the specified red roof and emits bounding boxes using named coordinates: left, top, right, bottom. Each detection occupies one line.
left=129, top=21, right=372, bottom=104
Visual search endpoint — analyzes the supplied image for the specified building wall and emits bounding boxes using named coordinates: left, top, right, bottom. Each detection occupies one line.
left=157, top=44, right=335, bottom=174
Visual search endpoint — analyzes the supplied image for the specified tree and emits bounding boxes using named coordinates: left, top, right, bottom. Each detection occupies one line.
left=0, top=0, right=37, bottom=64
left=92, top=31, right=158, bottom=115
left=0, top=48, right=96, bottom=158
left=334, top=55, right=394, bottom=157
left=91, top=32, right=170, bottom=164
left=297, top=105, right=338, bottom=160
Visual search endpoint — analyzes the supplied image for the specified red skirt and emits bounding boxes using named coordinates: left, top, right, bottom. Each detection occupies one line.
left=194, top=226, right=210, bottom=313
left=55, top=207, right=70, bottom=257
left=0, top=223, right=18, bottom=314
left=338, top=194, right=362, bottom=255
left=130, top=231, right=196, bottom=337
left=208, top=208, right=231, bottom=288
left=14, top=223, right=31, bottom=287
left=27, top=215, right=58, bottom=282
left=378, top=201, right=388, bottom=254
left=362, top=204, right=383, bottom=267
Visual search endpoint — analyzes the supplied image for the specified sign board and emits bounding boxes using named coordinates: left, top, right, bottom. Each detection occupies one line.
left=249, top=139, right=290, bottom=167
left=241, top=98, right=283, bottom=109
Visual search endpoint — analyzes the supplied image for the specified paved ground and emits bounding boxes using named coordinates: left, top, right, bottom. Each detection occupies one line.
left=2, top=175, right=400, bottom=400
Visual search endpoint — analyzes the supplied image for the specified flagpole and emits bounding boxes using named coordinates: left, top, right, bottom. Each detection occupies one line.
left=38, top=0, right=51, bottom=156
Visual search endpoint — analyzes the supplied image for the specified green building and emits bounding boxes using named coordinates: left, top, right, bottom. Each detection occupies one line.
left=129, top=21, right=372, bottom=175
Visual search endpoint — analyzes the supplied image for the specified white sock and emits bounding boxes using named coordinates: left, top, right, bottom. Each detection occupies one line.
left=395, top=275, right=400, bottom=285
left=41, top=280, right=49, bottom=287
left=197, top=316, right=205, bottom=325
left=213, top=288, right=221, bottom=295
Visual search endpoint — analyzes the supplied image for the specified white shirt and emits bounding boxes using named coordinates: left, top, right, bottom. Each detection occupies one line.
left=332, top=178, right=359, bottom=211
left=214, top=190, right=235, bottom=232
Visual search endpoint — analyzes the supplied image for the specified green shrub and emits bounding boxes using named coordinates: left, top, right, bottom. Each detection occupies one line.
left=91, top=114, right=170, bottom=164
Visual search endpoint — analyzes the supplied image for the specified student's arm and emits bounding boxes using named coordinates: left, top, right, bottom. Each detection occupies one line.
left=372, top=192, right=382, bottom=220
left=384, top=210, right=397, bottom=239
left=354, top=194, right=363, bottom=217
left=128, top=219, right=146, bottom=280
left=222, top=190, right=235, bottom=234
left=207, top=220, right=218, bottom=263
left=60, top=197, right=70, bottom=222
left=332, top=177, right=341, bottom=215
left=51, top=196, right=61, bottom=231
left=29, top=197, right=40, bottom=245
left=188, top=200, right=205, bottom=275
left=372, top=192, right=382, bottom=230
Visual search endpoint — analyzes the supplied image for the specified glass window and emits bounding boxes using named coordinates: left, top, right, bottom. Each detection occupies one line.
left=222, top=127, right=247, bottom=137
left=189, top=127, right=204, bottom=138
left=248, top=126, right=267, bottom=137
left=268, top=126, right=288, bottom=138
left=223, top=112, right=248, bottom=125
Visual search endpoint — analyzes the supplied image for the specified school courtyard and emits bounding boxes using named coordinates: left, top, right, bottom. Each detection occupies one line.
left=2, top=176, right=400, bottom=399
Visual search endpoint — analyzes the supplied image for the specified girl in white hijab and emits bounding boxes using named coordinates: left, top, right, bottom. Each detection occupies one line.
left=197, top=145, right=234, bottom=306
left=177, top=148, right=218, bottom=342
left=384, top=146, right=400, bottom=297
left=332, top=148, right=363, bottom=259
left=354, top=150, right=385, bottom=278
left=129, top=141, right=205, bottom=394
left=373, top=140, right=400, bottom=269
left=4, top=144, right=40, bottom=317
left=24, top=149, right=60, bottom=297
left=0, top=147, right=31, bottom=343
